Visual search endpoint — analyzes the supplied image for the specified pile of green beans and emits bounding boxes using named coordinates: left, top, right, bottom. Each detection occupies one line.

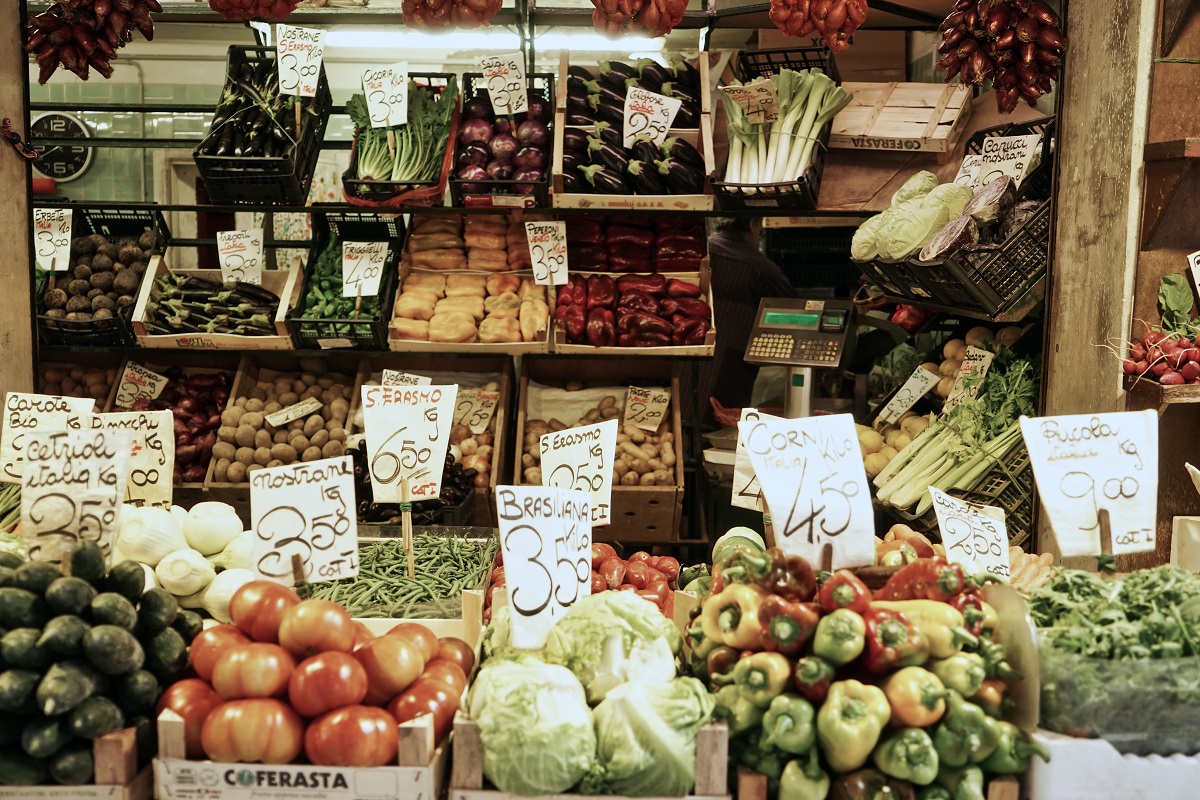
left=309, top=533, right=497, bottom=619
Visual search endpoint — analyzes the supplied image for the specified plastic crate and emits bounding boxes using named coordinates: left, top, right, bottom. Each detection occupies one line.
left=194, top=46, right=332, bottom=206
left=736, top=46, right=841, bottom=84
left=764, top=227, right=861, bottom=293
left=449, top=73, right=554, bottom=208
left=965, top=115, right=1056, bottom=201
left=342, top=73, right=459, bottom=207
left=287, top=211, right=403, bottom=350
left=37, top=206, right=171, bottom=348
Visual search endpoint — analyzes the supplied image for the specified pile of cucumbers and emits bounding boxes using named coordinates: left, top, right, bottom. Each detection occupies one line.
left=0, top=542, right=201, bottom=786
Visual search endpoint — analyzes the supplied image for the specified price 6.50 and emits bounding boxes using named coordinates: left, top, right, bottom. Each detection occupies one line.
left=503, top=523, right=589, bottom=616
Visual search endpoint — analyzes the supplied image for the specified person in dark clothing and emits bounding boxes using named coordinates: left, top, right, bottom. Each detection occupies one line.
left=696, top=217, right=796, bottom=425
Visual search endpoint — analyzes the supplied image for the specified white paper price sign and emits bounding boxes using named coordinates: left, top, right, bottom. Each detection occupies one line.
left=362, top=62, right=409, bottom=128
left=21, top=428, right=132, bottom=564
left=265, top=397, right=324, bottom=429
left=276, top=25, right=325, bottom=98
left=1188, top=251, right=1200, bottom=302
left=381, top=370, right=431, bottom=387
left=33, top=208, right=72, bottom=272
left=929, top=487, right=1010, bottom=579
left=540, top=419, right=618, bottom=527
left=342, top=241, right=388, bottom=298
left=623, top=386, right=670, bottom=433
left=1020, top=411, right=1158, bottom=557
left=90, top=411, right=174, bottom=509
left=943, top=347, right=995, bottom=413
left=479, top=53, right=527, bottom=115
left=718, top=78, right=779, bottom=124
left=622, top=86, right=683, bottom=148
left=953, top=154, right=983, bottom=188
left=1, top=393, right=95, bottom=483
left=525, top=221, right=568, bottom=286
left=739, top=413, right=875, bottom=569
left=495, top=485, right=591, bottom=650
left=113, top=363, right=170, bottom=409
left=979, top=134, right=1041, bottom=188
left=216, top=229, right=264, bottom=286
left=455, top=388, right=500, bottom=435
left=250, top=456, right=359, bottom=584
left=361, top=384, right=458, bottom=502
left=877, top=367, right=940, bottom=426
left=732, top=409, right=782, bottom=512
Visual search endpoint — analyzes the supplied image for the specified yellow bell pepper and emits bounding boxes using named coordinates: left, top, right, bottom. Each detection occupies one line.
left=870, top=600, right=978, bottom=658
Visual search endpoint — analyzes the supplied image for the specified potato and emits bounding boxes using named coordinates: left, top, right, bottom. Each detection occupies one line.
left=264, top=402, right=283, bottom=415
left=274, top=430, right=290, bottom=444
left=661, top=444, right=676, bottom=467
left=303, top=415, right=324, bottom=437
left=614, top=461, right=629, bottom=477
left=565, top=381, right=583, bottom=391
left=271, top=444, right=298, bottom=463
left=620, top=472, right=639, bottom=486
left=654, top=469, right=673, bottom=486
left=549, top=418, right=567, bottom=432
left=217, top=426, right=238, bottom=444
left=321, top=387, right=341, bottom=405
left=248, top=386, right=267, bottom=401
left=235, top=447, right=256, bottom=467
left=240, top=412, right=265, bottom=430
left=221, top=408, right=245, bottom=427
left=623, top=425, right=646, bottom=443
left=329, top=428, right=346, bottom=442
left=648, top=458, right=666, bottom=471
left=234, top=397, right=247, bottom=408
left=212, top=442, right=236, bottom=462
left=273, top=381, right=292, bottom=397
left=254, top=429, right=273, bottom=449
left=329, top=397, right=350, bottom=421
left=598, top=395, right=617, bottom=410
left=301, top=446, right=322, bottom=462
left=245, top=398, right=265, bottom=412
left=301, top=386, right=322, bottom=402
left=583, top=409, right=601, bottom=423
left=226, top=462, right=248, bottom=483
left=246, top=464, right=264, bottom=475
left=524, top=467, right=542, bottom=484
left=639, top=472, right=657, bottom=486
left=640, top=444, right=659, bottom=459
left=317, top=376, right=334, bottom=389
left=291, top=380, right=306, bottom=395
left=601, top=406, right=620, bottom=419
left=619, top=442, right=647, bottom=460
left=234, top=426, right=257, bottom=448
left=522, top=453, right=536, bottom=469
left=321, top=441, right=344, bottom=459
left=279, top=392, right=299, bottom=407
left=267, top=460, right=284, bottom=469
left=289, top=419, right=305, bottom=431
left=630, top=458, right=650, bottom=474
left=290, top=433, right=311, bottom=451
left=254, top=447, right=273, bottom=466
left=309, top=430, right=329, bottom=449
left=213, top=458, right=231, bottom=483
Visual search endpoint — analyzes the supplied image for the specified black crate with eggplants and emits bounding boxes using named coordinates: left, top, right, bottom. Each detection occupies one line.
left=142, top=273, right=282, bottom=337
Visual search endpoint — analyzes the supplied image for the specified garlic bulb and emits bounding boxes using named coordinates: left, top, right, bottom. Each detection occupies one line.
left=155, top=548, right=217, bottom=597
left=183, top=502, right=243, bottom=556
left=117, top=507, right=187, bottom=567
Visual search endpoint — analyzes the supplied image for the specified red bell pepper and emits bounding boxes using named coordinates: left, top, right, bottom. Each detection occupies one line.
left=673, top=297, right=711, bottom=319
left=607, top=225, right=656, bottom=249
left=656, top=235, right=706, bottom=258
left=761, top=548, right=818, bottom=601
left=586, top=275, right=617, bottom=311
left=555, top=304, right=586, bottom=343
left=874, top=556, right=967, bottom=602
left=618, top=289, right=660, bottom=315
left=672, top=317, right=710, bottom=345
left=556, top=281, right=577, bottom=307
left=817, top=570, right=872, bottom=615
left=585, top=308, right=616, bottom=347
left=654, top=255, right=705, bottom=272
left=617, top=273, right=667, bottom=296
left=617, top=310, right=672, bottom=338
left=862, top=607, right=929, bottom=672
left=567, top=244, right=608, bottom=270
left=759, top=596, right=820, bottom=655
left=567, top=274, right=588, bottom=308
left=566, top=220, right=603, bottom=242
left=793, top=656, right=836, bottom=704
left=951, top=592, right=987, bottom=637
left=666, top=278, right=702, bottom=298
left=618, top=332, right=671, bottom=347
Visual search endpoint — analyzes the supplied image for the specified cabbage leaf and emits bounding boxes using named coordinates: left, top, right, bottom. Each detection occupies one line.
left=890, top=170, right=938, bottom=206
left=921, top=183, right=974, bottom=218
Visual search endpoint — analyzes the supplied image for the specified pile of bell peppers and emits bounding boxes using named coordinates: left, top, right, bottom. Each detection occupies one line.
left=564, top=216, right=707, bottom=273
left=687, top=550, right=1048, bottom=800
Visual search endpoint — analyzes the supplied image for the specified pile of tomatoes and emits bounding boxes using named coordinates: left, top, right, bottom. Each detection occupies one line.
left=156, top=581, right=473, bottom=767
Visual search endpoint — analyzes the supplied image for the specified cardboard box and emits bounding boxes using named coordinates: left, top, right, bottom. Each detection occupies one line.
left=0, top=728, right=152, bottom=800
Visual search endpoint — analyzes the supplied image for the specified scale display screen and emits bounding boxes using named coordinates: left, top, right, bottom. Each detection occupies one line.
left=762, top=311, right=820, bottom=327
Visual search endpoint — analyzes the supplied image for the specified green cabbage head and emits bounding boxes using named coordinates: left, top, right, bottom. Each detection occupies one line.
left=921, top=183, right=975, bottom=218
left=890, top=170, right=938, bottom=206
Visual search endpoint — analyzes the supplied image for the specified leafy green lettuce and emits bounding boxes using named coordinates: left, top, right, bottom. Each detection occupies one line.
left=890, top=170, right=938, bottom=206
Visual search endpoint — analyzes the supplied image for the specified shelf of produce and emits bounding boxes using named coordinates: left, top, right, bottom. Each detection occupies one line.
left=1141, top=138, right=1200, bottom=247
left=0, top=727, right=151, bottom=800
left=1122, top=374, right=1200, bottom=415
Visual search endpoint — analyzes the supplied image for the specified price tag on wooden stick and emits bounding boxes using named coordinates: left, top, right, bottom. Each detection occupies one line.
left=21, top=428, right=132, bottom=564
left=361, top=384, right=458, bottom=502
left=495, top=485, right=591, bottom=650
left=1, top=393, right=94, bottom=482
left=276, top=24, right=325, bottom=98
left=381, top=370, right=431, bottom=387
left=623, top=386, right=670, bottom=433
left=113, top=363, right=170, bottom=409
left=877, top=367, right=940, bottom=427
left=342, top=241, right=388, bottom=298
left=1020, top=411, right=1158, bottom=557
left=739, top=413, right=875, bottom=569
left=479, top=53, right=528, bottom=115
left=623, top=86, right=682, bottom=148
left=216, top=229, right=264, bottom=286
left=455, top=388, right=500, bottom=435
left=943, top=347, right=994, bottom=413
left=265, top=397, right=324, bottom=429
left=33, top=208, right=72, bottom=272
left=732, top=408, right=782, bottom=512
left=525, top=221, right=568, bottom=286
left=540, top=419, right=617, bottom=527
left=362, top=62, right=409, bottom=128
left=718, top=78, right=779, bottom=124
left=250, top=456, right=359, bottom=584
left=89, top=411, right=174, bottom=509
left=929, top=487, right=1010, bottom=579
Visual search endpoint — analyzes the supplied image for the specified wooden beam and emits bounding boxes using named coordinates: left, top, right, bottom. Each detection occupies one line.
left=0, top=4, right=34, bottom=393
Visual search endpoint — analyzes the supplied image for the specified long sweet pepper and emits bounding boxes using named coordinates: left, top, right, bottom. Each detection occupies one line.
left=616, top=273, right=666, bottom=296
left=817, top=680, right=891, bottom=773
left=716, top=651, right=792, bottom=708
left=883, top=666, right=947, bottom=728
left=829, top=769, right=917, bottom=800
left=928, top=653, right=986, bottom=698
left=700, top=582, right=766, bottom=649
left=617, top=289, right=660, bottom=315
left=793, top=656, right=836, bottom=705
left=818, top=570, right=872, bottom=614
left=666, top=278, right=702, bottom=298
left=875, top=557, right=966, bottom=602
left=931, top=691, right=1000, bottom=767
left=870, top=600, right=979, bottom=658
left=760, top=596, right=820, bottom=655
left=761, top=694, right=816, bottom=755
left=978, top=721, right=1050, bottom=774
left=713, top=684, right=765, bottom=737
left=617, top=309, right=672, bottom=337
left=813, top=608, right=867, bottom=665
left=933, top=766, right=984, bottom=800
left=780, top=749, right=829, bottom=800
left=872, top=728, right=939, bottom=786
left=586, top=275, right=617, bottom=311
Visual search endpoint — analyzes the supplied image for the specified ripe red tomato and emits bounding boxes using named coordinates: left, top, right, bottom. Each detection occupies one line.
left=288, top=652, right=369, bottom=718
left=305, top=705, right=398, bottom=767
left=591, top=542, right=617, bottom=569
left=352, top=621, right=376, bottom=651
left=156, top=679, right=223, bottom=759
left=386, top=622, right=438, bottom=662
left=434, top=637, right=475, bottom=675
left=190, top=624, right=252, bottom=682
left=229, top=581, right=301, bottom=643
left=624, top=561, right=651, bottom=589
left=354, top=634, right=425, bottom=706
left=627, top=550, right=653, bottom=565
left=386, top=677, right=460, bottom=745
left=211, top=643, right=296, bottom=700
left=201, top=698, right=305, bottom=764
left=644, top=579, right=671, bottom=606
left=278, top=599, right=355, bottom=658
left=421, top=660, right=468, bottom=696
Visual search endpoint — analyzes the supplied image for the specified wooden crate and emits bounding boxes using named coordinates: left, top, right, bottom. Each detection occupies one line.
left=353, top=587, right=488, bottom=649
left=0, top=727, right=152, bottom=799
left=514, top=358, right=684, bottom=542
left=737, top=769, right=1018, bottom=800
left=358, top=355, right=514, bottom=527
left=154, top=709, right=448, bottom=800
left=830, top=82, right=973, bottom=155
left=37, top=356, right=124, bottom=408
left=551, top=265, right=716, bottom=357
left=131, top=255, right=300, bottom=350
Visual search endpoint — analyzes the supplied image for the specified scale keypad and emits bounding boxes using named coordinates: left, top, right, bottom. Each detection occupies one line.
left=747, top=333, right=840, bottom=363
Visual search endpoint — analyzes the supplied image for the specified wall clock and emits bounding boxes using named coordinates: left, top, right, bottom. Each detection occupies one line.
left=31, top=112, right=93, bottom=183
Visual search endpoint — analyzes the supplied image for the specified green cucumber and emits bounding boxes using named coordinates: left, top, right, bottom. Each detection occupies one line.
left=171, top=609, right=204, bottom=644
left=67, top=541, right=106, bottom=586
left=0, top=553, right=22, bottom=570
left=136, top=588, right=178, bottom=636
left=0, top=669, right=40, bottom=714
left=45, top=577, right=98, bottom=616
left=88, top=593, right=137, bottom=631
left=83, top=625, right=144, bottom=675
left=68, top=695, right=124, bottom=739
left=48, top=741, right=93, bottom=785
left=0, top=714, right=24, bottom=746
left=101, top=561, right=145, bottom=604
left=13, top=562, right=63, bottom=594
left=115, top=669, right=159, bottom=717
left=21, top=716, right=72, bottom=759
left=0, top=587, right=50, bottom=629
left=38, top=660, right=99, bottom=716
left=0, top=751, right=48, bottom=785
left=38, top=615, right=89, bottom=656
left=144, top=627, right=188, bottom=681
left=0, top=628, right=52, bottom=670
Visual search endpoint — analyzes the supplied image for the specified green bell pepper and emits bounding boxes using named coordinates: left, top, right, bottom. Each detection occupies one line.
left=977, top=638, right=1022, bottom=680
left=978, top=721, right=1050, bottom=774
left=817, top=679, right=891, bottom=773
left=737, top=730, right=786, bottom=794
left=812, top=608, right=866, bottom=665
left=916, top=788, right=953, bottom=800
left=931, top=692, right=999, bottom=767
left=934, top=765, right=984, bottom=800
left=762, top=694, right=817, bottom=755
left=713, top=684, right=765, bottom=738
left=715, top=651, right=792, bottom=708
left=872, top=727, right=939, bottom=786
left=780, top=749, right=830, bottom=800
left=928, top=653, right=986, bottom=698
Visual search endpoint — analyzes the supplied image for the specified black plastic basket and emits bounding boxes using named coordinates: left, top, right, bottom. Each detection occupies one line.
left=449, top=73, right=554, bottom=208
left=736, top=46, right=841, bottom=84
left=287, top=211, right=403, bottom=350
left=342, top=73, right=457, bottom=205
left=194, top=46, right=332, bottom=206
left=965, top=116, right=1056, bottom=201
left=37, top=207, right=171, bottom=348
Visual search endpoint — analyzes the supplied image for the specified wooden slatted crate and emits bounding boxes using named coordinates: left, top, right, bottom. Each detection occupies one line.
left=830, top=82, right=973, bottom=156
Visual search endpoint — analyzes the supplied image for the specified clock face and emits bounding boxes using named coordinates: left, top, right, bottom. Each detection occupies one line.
left=31, top=113, right=93, bottom=183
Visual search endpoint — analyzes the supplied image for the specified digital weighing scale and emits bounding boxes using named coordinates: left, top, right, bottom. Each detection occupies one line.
left=743, top=298, right=856, bottom=418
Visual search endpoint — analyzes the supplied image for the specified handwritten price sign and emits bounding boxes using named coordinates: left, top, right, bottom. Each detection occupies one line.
left=113, top=363, right=170, bottom=409
left=479, top=53, right=527, bottom=115
left=381, top=370, right=431, bottom=387
left=979, top=134, right=1041, bottom=188
left=943, top=347, right=994, bottom=413
left=342, top=241, right=388, bottom=298
left=251, top=456, right=359, bottom=584
left=623, top=386, right=670, bottom=433
left=33, top=208, right=72, bottom=272
left=732, top=408, right=781, bottom=512
left=525, top=221, right=567, bottom=286
left=929, top=487, right=1010, bottom=579
left=740, top=413, right=875, bottom=569
left=1, top=393, right=94, bottom=483
left=361, top=384, right=458, bottom=502
left=495, top=485, right=591, bottom=650
left=540, top=419, right=617, bottom=527
left=1020, top=410, right=1158, bottom=557
left=877, top=367, right=940, bottom=427
left=455, top=388, right=500, bottom=435
left=216, top=229, right=264, bottom=286
left=362, top=62, right=409, bottom=127
left=718, top=78, right=779, bottom=124
left=276, top=24, right=325, bottom=98
left=90, top=411, right=174, bottom=509
left=622, top=86, right=682, bottom=148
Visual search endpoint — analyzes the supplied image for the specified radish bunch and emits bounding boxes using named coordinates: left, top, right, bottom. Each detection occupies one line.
left=26, top=0, right=161, bottom=84
left=1124, top=331, right=1200, bottom=386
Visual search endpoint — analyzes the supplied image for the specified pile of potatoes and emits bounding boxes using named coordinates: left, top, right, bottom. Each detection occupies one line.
left=40, top=364, right=115, bottom=401
left=857, top=414, right=930, bottom=478
left=923, top=325, right=1026, bottom=399
left=521, top=392, right=677, bottom=488
left=210, top=367, right=353, bottom=484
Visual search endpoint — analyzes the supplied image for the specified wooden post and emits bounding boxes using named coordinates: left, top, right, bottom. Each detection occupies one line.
left=401, top=476, right=415, bottom=580
left=0, top=5, right=34, bottom=394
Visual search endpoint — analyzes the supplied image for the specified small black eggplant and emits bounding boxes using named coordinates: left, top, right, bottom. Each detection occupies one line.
left=661, top=81, right=700, bottom=109
left=563, top=128, right=592, bottom=153
left=594, top=81, right=627, bottom=108
left=579, top=164, right=629, bottom=194
left=631, top=136, right=659, bottom=166
left=661, top=136, right=705, bottom=170
left=627, top=160, right=666, bottom=195
left=598, top=59, right=638, bottom=89
left=591, top=96, right=625, bottom=128
left=562, top=171, right=587, bottom=193
left=673, top=104, right=700, bottom=128
left=566, top=110, right=596, bottom=126
left=593, top=121, right=623, bottom=147
left=567, top=74, right=591, bottom=95
left=637, top=58, right=673, bottom=92
left=562, top=150, right=589, bottom=173
left=568, top=65, right=596, bottom=82
left=670, top=55, right=701, bottom=89
left=654, top=158, right=705, bottom=194
left=587, top=136, right=630, bottom=173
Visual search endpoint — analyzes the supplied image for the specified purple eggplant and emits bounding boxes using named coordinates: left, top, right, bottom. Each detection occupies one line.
left=654, top=158, right=705, bottom=194
left=562, top=150, right=588, bottom=172
left=589, top=95, right=625, bottom=127
left=631, top=136, right=660, bottom=167
left=459, top=140, right=492, bottom=168
left=457, top=164, right=488, bottom=193
left=490, top=133, right=520, bottom=161
left=598, top=59, right=637, bottom=89
left=670, top=54, right=701, bottom=89
left=526, top=93, right=550, bottom=122
left=627, top=159, right=666, bottom=194
left=637, top=58, right=672, bottom=91
left=516, top=120, right=551, bottom=149
left=660, top=81, right=700, bottom=108
left=568, top=74, right=591, bottom=95
left=568, top=65, right=595, bottom=82
left=587, top=136, right=629, bottom=173
left=661, top=136, right=704, bottom=170
left=563, top=171, right=586, bottom=192
left=579, top=163, right=628, bottom=194
left=515, top=145, right=548, bottom=171
left=494, top=117, right=513, bottom=136
left=458, top=118, right=494, bottom=146
left=567, top=110, right=596, bottom=126
left=463, top=95, right=494, bottom=121
left=592, top=81, right=627, bottom=108
left=486, top=159, right=515, bottom=180
left=563, top=129, right=591, bottom=153
left=673, top=104, right=699, bottom=128
left=568, top=90, right=591, bottom=110
left=593, top=121, right=623, bottom=147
